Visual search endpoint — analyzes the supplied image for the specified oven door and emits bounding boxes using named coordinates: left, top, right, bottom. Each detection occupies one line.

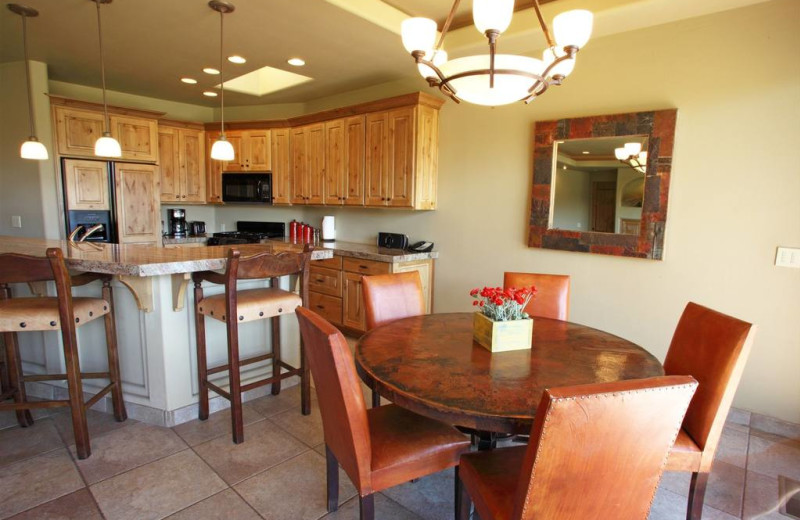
left=222, top=173, right=272, bottom=203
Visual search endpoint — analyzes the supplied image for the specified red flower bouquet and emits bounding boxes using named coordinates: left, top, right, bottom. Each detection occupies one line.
left=470, top=285, right=537, bottom=322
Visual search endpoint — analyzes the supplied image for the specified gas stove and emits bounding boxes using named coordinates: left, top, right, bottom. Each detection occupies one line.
left=207, top=221, right=285, bottom=246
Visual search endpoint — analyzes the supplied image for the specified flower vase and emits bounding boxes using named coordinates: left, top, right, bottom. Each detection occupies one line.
left=472, top=312, right=533, bottom=353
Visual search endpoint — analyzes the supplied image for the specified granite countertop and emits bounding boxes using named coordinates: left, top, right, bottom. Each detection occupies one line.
left=0, top=236, right=333, bottom=277
left=161, top=236, right=438, bottom=263
left=162, top=235, right=209, bottom=245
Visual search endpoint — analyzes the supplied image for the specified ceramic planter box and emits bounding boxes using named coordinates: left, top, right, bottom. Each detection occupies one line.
left=472, top=312, right=533, bottom=352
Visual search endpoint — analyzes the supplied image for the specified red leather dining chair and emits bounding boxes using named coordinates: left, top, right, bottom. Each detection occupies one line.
left=295, top=306, right=470, bottom=520
left=503, top=272, right=570, bottom=320
left=457, top=376, right=698, bottom=520
left=362, top=271, right=425, bottom=407
left=663, top=302, right=757, bottom=520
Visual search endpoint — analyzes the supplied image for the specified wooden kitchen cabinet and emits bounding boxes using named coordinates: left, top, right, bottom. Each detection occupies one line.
left=109, top=115, right=159, bottom=162
left=291, top=123, right=325, bottom=205
left=325, top=116, right=365, bottom=206
left=158, top=123, right=205, bottom=203
left=205, top=131, right=223, bottom=203
left=271, top=128, right=291, bottom=205
left=222, top=130, right=271, bottom=172
left=63, top=159, right=109, bottom=210
left=365, top=104, right=438, bottom=209
left=115, top=163, right=161, bottom=245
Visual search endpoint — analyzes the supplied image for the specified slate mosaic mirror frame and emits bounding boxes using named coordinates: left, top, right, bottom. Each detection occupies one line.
left=527, top=109, right=677, bottom=260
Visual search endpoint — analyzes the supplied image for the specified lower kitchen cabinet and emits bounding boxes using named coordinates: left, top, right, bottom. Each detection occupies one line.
left=308, top=255, right=433, bottom=334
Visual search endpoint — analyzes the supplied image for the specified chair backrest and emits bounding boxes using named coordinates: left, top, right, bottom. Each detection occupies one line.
left=503, top=272, right=570, bottom=321
left=226, top=244, right=312, bottom=281
left=362, top=271, right=425, bottom=330
left=295, top=306, right=372, bottom=492
left=663, top=302, right=756, bottom=469
left=512, top=376, right=698, bottom=520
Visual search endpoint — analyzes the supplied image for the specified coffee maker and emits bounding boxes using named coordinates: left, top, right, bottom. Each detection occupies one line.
left=167, top=208, right=187, bottom=237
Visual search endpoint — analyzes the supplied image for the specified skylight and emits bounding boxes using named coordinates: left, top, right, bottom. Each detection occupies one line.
left=220, top=65, right=313, bottom=97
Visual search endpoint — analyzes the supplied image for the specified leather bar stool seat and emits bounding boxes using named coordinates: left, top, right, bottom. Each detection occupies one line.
left=0, top=297, right=109, bottom=331
left=197, top=288, right=300, bottom=323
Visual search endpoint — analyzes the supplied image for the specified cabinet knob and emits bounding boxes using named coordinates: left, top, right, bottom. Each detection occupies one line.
left=182, top=195, right=186, bottom=198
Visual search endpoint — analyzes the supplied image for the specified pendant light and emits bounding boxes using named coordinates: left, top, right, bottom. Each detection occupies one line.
left=209, top=1, right=235, bottom=161
left=8, top=4, right=48, bottom=160
left=91, top=0, right=121, bottom=158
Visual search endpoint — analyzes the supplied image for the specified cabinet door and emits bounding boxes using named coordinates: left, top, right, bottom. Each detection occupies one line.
left=343, top=115, right=366, bottom=206
left=158, top=127, right=181, bottom=202
left=115, top=163, right=161, bottom=245
left=271, top=128, right=291, bottom=204
left=387, top=107, right=415, bottom=208
left=365, top=112, right=388, bottom=206
left=324, top=119, right=345, bottom=205
left=222, top=133, right=244, bottom=171
left=205, top=132, right=223, bottom=203
left=63, top=159, right=109, bottom=210
left=244, top=130, right=271, bottom=171
left=54, top=107, right=106, bottom=158
left=414, top=105, right=439, bottom=210
left=392, top=260, right=433, bottom=313
left=109, top=115, right=158, bottom=162
left=306, top=123, right=325, bottom=205
left=290, top=127, right=307, bottom=204
left=342, top=271, right=366, bottom=331
left=179, top=128, right=206, bottom=202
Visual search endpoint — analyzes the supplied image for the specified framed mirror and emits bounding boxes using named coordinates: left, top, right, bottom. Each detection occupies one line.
left=528, top=109, right=677, bottom=260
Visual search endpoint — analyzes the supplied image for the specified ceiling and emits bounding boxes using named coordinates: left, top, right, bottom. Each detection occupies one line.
left=0, top=0, right=769, bottom=108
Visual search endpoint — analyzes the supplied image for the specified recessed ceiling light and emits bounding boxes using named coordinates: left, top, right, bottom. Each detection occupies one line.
left=228, top=55, right=246, bottom=64
left=582, top=151, right=590, bottom=154
left=180, top=77, right=198, bottom=84
left=203, top=91, right=218, bottom=97
left=287, top=58, right=305, bottom=67
left=203, top=67, right=220, bottom=75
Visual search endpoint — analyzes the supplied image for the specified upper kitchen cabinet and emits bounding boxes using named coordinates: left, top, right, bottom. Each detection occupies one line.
left=365, top=103, right=439, bottom=209
left=115, top=163, right=161, bottom=245
left=325, top=116, right=365, bottom=206
left=51, top=97, right=163, bottom=163
left=291, top=123, right=325, bottom=205
left=222, top=130, right=271, bottom=172
left=204, top=131, right=223, bottom=203
left=63, top=158, right=109, bottom=210
left=271, top=128, right=292, bottom=205
left=158, top=121, right=205, bottom=203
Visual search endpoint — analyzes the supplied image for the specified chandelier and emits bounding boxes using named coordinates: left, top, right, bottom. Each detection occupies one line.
left=400, top=0, right=593, bottom=106
left=615, top=142, right=648, bottom=174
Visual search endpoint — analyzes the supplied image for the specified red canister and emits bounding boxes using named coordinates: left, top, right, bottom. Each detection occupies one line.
left=289, top=220, right=298, bottom=240
left=304, top=224, right=313, bottom=242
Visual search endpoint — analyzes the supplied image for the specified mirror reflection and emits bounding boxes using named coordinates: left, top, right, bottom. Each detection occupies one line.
left=550, top=135, right=648, bottom=235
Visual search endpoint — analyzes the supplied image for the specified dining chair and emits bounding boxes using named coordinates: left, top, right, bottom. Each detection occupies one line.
left=503, top=272, right=570, bottom=320
left=362, top=271, right=425, bottom=407
left=457, top=375, right=698, bottom=520
left=193, top=245, right=312, bottom=444
left=0, top=248, right=127, bottom=459
left=663, top=302, right=757, bottom=520
left=295, top=306, right=471, bottom=520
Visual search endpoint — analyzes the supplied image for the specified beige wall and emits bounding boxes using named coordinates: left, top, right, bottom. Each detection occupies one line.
left=302, top=0, right=800, bottom=422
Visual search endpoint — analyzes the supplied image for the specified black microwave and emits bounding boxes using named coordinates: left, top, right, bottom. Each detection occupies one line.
left=222, top=173, right=272, bottom=204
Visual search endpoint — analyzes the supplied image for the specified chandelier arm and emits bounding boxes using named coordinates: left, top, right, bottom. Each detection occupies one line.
left=531, top=0, right=556, bottom=49
left=434, top=0, right=461, bottom=52
left=412, top=52, right=451, bottom=87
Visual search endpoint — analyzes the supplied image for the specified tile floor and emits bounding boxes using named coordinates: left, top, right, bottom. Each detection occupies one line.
left=1, top=385, right=798, bottom=520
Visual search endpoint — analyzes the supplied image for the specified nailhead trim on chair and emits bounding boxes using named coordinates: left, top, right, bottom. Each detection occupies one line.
left=50, top=321, right=57, bottom=326
left=19, top=322, right=26, bottom=328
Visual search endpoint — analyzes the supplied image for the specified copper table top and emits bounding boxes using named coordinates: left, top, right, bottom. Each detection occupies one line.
left=355, top=313, right=664, bottom=434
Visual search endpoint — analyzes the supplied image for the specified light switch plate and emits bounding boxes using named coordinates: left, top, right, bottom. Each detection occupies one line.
left=775, top=247, right=800, bottom=268
left=11, top=216, right=21, bottom=228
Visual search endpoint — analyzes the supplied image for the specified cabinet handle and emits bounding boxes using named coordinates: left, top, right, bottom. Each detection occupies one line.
left=316, top=278, right=325, bottom=283
left=182, top=195, right=186, bottom=198
left=316, top=304, right=325, bottom=309
left=359, top=265, right=369, bottom=270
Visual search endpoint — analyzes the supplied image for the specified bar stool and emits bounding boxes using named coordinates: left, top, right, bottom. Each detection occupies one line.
left=193, top=245, right=312, bottom=444
left=0, top=248, right=127, bottom=459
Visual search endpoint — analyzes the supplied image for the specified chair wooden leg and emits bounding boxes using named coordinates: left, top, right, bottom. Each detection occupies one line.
left=359, top=494, right=374, bottom=520
left=300, top=335, right=310, bottom=415
left=457, top=473, right=472, bottom=520
left=326, top=445, right=339, bottom=512
left=194, top=285, right=209, bottom=421
left=4, top=332, right=33, bottom=427
left=62, top=326, right=90, bottom=459
left=687, top=471, right=709, bottom=520
left=226, top=320, right=244, bottom=444
left=454, top=466, right=462, bottom=520
left=271, top=315, right=281, bottom=395
left=371, top=385, right=381, bottom=408
left=102, top=283, right=127, bottom=422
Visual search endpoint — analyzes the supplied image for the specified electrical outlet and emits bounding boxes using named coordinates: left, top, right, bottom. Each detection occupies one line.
left=775, top=247, right=800, bottom=268
left=11, top=216, right=21, bottom=228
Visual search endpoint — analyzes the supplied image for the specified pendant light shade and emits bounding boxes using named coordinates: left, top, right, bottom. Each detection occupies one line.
left=209, top=1, right=235, bottom=162
left=8, top=4, right=49, bottom=161
left=91, top=0, right=121, bottom=158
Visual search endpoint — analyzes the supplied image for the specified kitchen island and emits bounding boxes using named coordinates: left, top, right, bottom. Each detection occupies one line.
left=0, top=236, right=435, bottom=426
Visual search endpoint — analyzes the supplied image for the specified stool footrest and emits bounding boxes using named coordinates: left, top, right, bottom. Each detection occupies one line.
left=207, top=353, right=275, bottom=376
left=85, top=383, right=115, bottom=409
left=206, top=381, right=231, bottom=400
left=0, top=399, right=69, bottom=410
left=23, top=372, right=111, bottom=383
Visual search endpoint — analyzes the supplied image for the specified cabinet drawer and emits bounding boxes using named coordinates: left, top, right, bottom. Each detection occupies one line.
left=342, top=257, right=391, bottom=276
left=313, top=255, right=342, bottom=270
left=308, top=292, right=343, bottom=325
left=309, top=266, right=342, bottom=297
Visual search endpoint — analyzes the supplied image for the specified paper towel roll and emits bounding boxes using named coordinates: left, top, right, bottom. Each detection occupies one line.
left=321, top=216, right=335, bottom=242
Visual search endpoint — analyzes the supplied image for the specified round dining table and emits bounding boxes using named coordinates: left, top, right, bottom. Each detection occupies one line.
left=355, top=313, right=664, bottom=436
